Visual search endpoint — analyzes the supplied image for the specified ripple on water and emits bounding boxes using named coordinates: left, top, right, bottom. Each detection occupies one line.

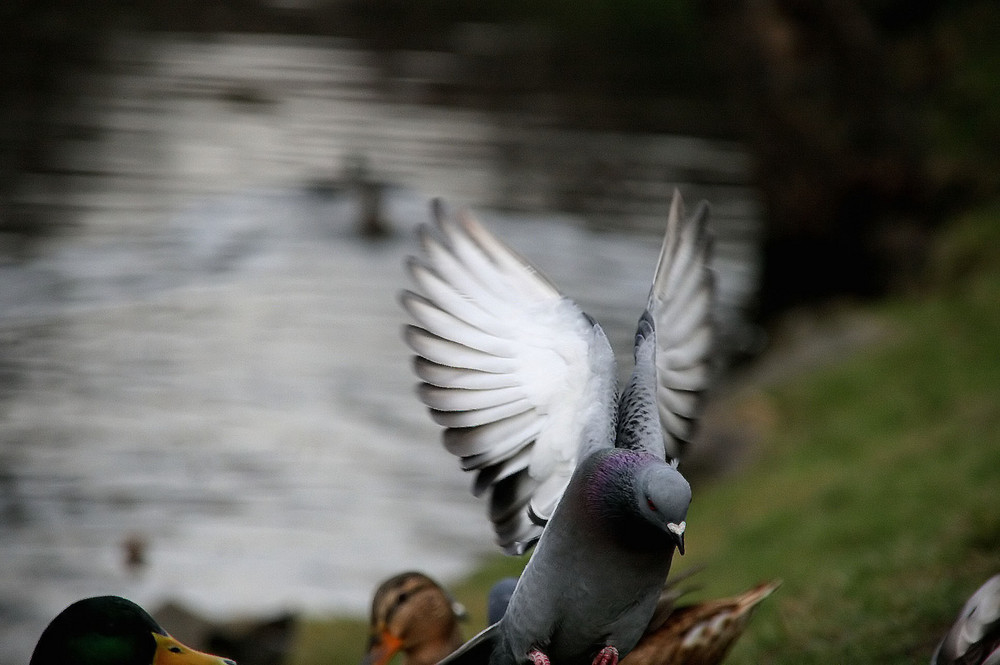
left=0, top=32, right=759, bottom=665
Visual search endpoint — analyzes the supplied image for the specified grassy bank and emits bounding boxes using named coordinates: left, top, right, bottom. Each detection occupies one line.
left=289, top=202, right=1000, bottom=665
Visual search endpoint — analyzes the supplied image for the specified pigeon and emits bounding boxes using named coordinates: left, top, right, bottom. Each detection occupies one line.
left=932, top=574, right=1000, bottom=665
left=400, top=190, right=716, bottom=665
left=362, top=572, right=468, bottom=665
left=488, top=571, right=778, bottom=665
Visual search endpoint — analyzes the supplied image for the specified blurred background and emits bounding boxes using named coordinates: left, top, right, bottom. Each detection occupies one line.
left=2, top=1, right=999, bottom=664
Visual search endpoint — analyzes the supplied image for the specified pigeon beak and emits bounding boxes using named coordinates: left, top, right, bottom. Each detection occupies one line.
left=361, top=629, right=403, bottom=665
left=667, top=521, right=686, bottom=555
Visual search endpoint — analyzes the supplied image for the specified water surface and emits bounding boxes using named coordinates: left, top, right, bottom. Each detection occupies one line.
left=0, top=32, right=759, bottom=663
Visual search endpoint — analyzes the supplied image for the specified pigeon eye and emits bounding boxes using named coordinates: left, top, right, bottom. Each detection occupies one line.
left=398, top=591, right=410, bottom=603
left=646, top=498, right=657, bottom=512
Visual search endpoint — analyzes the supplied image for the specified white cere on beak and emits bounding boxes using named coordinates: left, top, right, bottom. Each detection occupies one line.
left=667, top=521, right=686, bottom=537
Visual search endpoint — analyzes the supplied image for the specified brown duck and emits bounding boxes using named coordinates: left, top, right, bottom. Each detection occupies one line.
left=363, top=572, right=467, bottom=665
left=626, top=579, right=780, bottom=665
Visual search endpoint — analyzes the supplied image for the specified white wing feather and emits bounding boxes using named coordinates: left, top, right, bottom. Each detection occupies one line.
left=401, top=203, right=618, bottom=554
left=647, top=191, right=716, bottom=459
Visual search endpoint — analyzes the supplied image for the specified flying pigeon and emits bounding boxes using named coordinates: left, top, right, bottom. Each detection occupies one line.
left=932, top=574, right=1000, bottom=665
left=400, top=191, right=716, bottom=665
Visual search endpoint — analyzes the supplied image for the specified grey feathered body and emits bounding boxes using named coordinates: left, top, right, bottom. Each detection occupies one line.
left=494, top=449, right=679, bottom=665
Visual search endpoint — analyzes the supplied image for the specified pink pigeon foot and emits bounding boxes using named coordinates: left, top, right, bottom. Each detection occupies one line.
left=527, top=649, right=551, bottom=665
left=591, top=646, right=619, bottom=665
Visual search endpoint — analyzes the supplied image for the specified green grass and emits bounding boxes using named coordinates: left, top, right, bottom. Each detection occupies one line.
left=677, top=202, right=1000, bottom=664
left=289, top=202, right=1000, bottom=665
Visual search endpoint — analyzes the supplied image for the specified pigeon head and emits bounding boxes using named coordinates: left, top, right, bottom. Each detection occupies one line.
left=634, top=461, right=690, bottom=555
left=585, top=450, right=691, bottom=553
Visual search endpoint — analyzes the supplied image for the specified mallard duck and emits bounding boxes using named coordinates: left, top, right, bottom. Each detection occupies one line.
left=30, top=595, right=237, bottom=665
left=362, top=572, right=467, bottom=665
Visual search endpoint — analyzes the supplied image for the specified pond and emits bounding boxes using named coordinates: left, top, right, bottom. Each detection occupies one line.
left=0, top=32, right=759, bottom=664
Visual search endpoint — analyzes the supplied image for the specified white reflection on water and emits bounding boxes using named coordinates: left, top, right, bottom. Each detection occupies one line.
left=0, top=32, right=759, bottom=664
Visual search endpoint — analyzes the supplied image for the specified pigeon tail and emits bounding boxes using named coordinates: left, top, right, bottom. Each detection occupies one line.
left=437, top=623, right=500, bottom=665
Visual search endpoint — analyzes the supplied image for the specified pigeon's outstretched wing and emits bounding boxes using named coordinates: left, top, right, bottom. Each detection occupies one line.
left=401, top=201, right=618, bottom=554
left=616, top=191, right=715, bottom=460
left=933, top=574, right=1000, bottom=665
